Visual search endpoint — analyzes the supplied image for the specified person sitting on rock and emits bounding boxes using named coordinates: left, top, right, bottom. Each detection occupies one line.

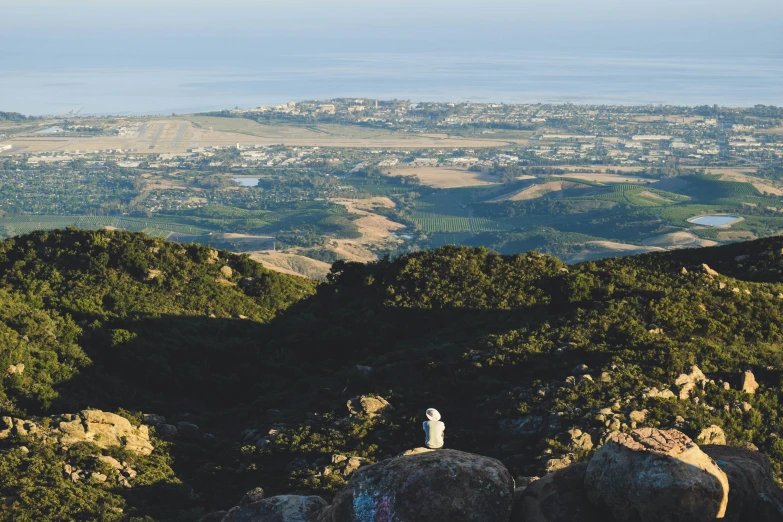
left=423, top=408, right=445, bottom=449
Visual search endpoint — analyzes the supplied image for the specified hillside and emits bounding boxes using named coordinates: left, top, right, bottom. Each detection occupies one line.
left=2, top=229, right=783, bottom=520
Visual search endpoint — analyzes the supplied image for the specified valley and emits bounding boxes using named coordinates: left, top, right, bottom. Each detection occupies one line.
left=1, top=101, right=783, bottom=277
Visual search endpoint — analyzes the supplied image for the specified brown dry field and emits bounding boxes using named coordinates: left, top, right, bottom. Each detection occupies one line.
left=489, top=181, right=591, bottom=202
left=715, top=230, right=757, bottom=242
left=636, top=190, right=673, bottom=203
left=213, top=233, right=275, bottom=251
left=249, top=251, right=331, bottom=280
left=332, top=197, right=406, bottom=259
left=252, top=197, right=406, bottom=278
left=566, top=241, right=665, bottom=264
left=641, top=231, right=717, bottom=248
left=390, top=167, right=501, bottom=189
left=697, top=168, right=783, bottom=196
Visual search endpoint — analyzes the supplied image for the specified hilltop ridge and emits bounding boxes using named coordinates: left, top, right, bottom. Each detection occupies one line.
left=1, top=229, right=783, bottom=519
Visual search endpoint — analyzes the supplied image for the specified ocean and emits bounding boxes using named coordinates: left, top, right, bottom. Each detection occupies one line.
left=2, top=51, right=782, bottom=116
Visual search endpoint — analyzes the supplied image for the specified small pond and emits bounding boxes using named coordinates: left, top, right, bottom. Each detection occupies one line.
left=232, top=177, right=259, bottom=187
left=688, top=215, right=739, bottom=227
left=36, top=126, right=64, bottom=134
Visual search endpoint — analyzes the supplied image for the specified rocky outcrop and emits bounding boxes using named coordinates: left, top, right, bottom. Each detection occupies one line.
left=346, top=396, right=393, bottom=418
left=322, top=449, right=514, bottom=522
left=221, top=495, right=328, bottom=522
left=696, top=425, right=727, bottom=446
left=674, top=365, right=707, bottom=400
left=512, top=463, right=601, bottom=522
left=324, top=455, right=367, bottom=478
left=702, top=445, right=783, bottom=522
left=238, top=487, right=266, bottom=506
left=558, top=428, right=593, bottom=452
left=741, top=370, right=759, bottom=394
left=80, top=410, right=153, bottom=454
left=702, top=263, right=720, bottom=277
left=212, top=440, right=783, bottom=522
left=585, top=428, right=729, bottom=522
left=63, top=456, right=137, bottom=488
left=6, top=363, right=24, bottom=375
left=642, top=387, right=675, bottom=399
left=0, top=410, right=153, bottom=455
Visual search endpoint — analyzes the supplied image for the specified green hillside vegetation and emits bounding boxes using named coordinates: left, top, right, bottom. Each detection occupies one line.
left=0, top=112, right=32, bottom=122
left=3, top=230, right=783, bottom=519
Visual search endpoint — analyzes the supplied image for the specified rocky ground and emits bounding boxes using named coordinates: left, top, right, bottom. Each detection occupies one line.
left=200, top=427, right=783, bottom=522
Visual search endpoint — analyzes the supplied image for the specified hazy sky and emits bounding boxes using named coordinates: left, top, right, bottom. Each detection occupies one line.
left=2, top=0, right=781, bottom=69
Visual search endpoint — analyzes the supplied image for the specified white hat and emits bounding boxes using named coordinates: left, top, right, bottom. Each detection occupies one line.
left=426, top=408, right=441, bottom=421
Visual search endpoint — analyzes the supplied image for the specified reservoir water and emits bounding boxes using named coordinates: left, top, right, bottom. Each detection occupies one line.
left=688, top=215, right=739, bottom=227
left=232, top=178, right=259, bottom=187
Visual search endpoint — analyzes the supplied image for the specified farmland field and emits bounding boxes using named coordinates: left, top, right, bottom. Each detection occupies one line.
left=572, top=184, right=690, bottom=207
left=412, top=187, right=502, bottom=233
left=390, top=167, right=501, bottom=189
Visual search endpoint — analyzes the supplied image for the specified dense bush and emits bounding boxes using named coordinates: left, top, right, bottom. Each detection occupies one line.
left=2, top=230, right=783, bottom=519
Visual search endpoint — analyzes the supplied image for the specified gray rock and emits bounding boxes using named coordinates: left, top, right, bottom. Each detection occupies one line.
left=696, top=425, right=727, bottom=446
left=323, top=449, right=514, bottom=522
left=199, top=512, right=227, bottom=522
left=238, top=487, right=265, bottom=506
left=544, top=455, right=573, bottom=473
left=629, top=410, right=647, bottom=423
left=97, top=455, right=123, bottom=470
left=346, top=396, right=393, bottom=417
left=177, top=421, right=200, bottom=439
left=222, top=495, right=327, bottom=522
left=701, top=445, right=783, bottom=521
left=585, top=428, right=728, bottom=522
left=90, top=472, right=108, bottom=483
left=158, top=424, right=178, bottom=440
left=143, top=414, right=166, bottom=426
left=571, top=364, right=589, bottom=375
left=512, top=463, right=600, bottom=522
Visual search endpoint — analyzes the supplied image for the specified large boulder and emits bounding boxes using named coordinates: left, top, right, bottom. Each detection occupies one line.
left=675, top=365, right=708, bottom=400
left=585, top=428, right=729, bottom=522
left=702, top=445, right=783, bottom=521
left=696, top=425, right=727, bottom=446
left=221, top=495, right=327, bottom=522
left=346, top=396, right=393, bottom=418
left=322, top=449, right=514, bottom=522
left=741, top=370, right=759, bottom=394
left=512, top=463, right=602, bottom=522
left=80, top=410, right=154, bottom=455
